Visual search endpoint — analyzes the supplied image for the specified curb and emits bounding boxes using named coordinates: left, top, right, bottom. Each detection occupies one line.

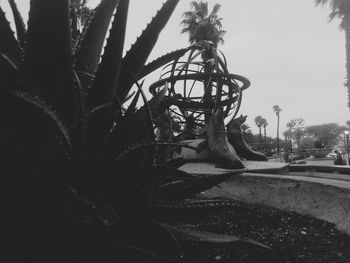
left=200, top=173, right=350, bottom=235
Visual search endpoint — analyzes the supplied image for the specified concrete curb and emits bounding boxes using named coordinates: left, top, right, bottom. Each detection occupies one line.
left=200, top=173, right=350, bottom=235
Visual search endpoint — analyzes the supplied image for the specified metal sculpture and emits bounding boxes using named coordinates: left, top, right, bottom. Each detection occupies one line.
left=150, top=41, right=250, bottom=138
left=151, top=41, right=266, bottom=165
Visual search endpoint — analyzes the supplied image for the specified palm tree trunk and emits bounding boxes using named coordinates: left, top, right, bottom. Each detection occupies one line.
left=202, top=46, right=215, bottom=124
left=203, top=62, right=213, bottom=124
left=289, top=127, right=292, bottom=152
left=264, top=127, right=267, bottom=152
left=344, top=15, right=350, bottom=109
left=259, top=127, right=262, bottom=150
left=277, top=115, right=280, bottom=154
left=259, top=127, right=262, bottom=141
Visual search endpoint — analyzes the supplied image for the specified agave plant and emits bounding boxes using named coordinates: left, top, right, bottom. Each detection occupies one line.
left=0, top=0, right=275, bottom=261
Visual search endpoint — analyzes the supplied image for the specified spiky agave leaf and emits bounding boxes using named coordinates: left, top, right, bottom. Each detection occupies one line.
left=84, top=103, right=117, bottom=162
left=149, top=198, right=242, bottom=211
left=165, top=223, right=280, bottom=261
left=117, top=0, right=180, bottom=102
left=105, top=86, right=183, bottom=170
left=108, top=141, right=200, bottom=170
left=123, top=81, right=143, bottom=118
left=104, top=86, right=165, bottom=168
left=8, top=0, right=26, bottom=49
left=154, top=169, right=237, bottom=201
left=92, top=165, right=160, bottom=213
left=117, top=220, right=184, bottom=262
left=11, top=91, right=73, bottom=159
left=25, top=0, right=74, bottom=122
left=0, top=52, right=20, bottom=94
left=0, top=6, right=22, bottom=61
left=72, top=69, right=88, bottom=118
left=74, top=0, right=119, bottom=91
left=138, top=48, right=189, bottom=80
left=162, top=223, right=272, bottom=249
left=89, top=0, right=129, bottom=108
left=0, top=91, right=72, bottom=212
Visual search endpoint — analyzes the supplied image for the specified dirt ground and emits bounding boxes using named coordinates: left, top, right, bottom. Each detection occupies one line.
left=172, top=201, right=350, bottom=262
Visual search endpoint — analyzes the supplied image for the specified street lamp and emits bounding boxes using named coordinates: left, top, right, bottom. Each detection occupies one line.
left=344, top=130, right=350, bottom=165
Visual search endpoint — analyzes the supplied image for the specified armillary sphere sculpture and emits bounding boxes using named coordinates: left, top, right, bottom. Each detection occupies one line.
left=149, top=41, right=249, bottom=135
left=150, top=41, right=267, bottom=168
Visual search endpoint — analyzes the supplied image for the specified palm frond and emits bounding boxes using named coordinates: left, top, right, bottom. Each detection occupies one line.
left=315, top=0, right=328, bottom=6
left=190, top=1, right=201, bottom=11
left=181, top=11, right=197, bottom=20
left=210, top=3, right=221, bottom=17
left=198, top=1, right=208, bottom=19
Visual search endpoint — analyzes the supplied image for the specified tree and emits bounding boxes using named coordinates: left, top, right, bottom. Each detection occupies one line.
left=305, top=123, right=347, bottom=148
left=260, top=117, right=268, bottom=152
left=262, top=118, right=268, bottom=144
left=180, top=1, right=226, bottom=123
left=300, top=136, right=315, bottom=151
left=254, top=115, right=264, bottom=143
left=346, top=120, right=350, bottom=129
left=241, top=123, right=255, bottom=143
left=315, top=0, right=350, bottom=108
left=285, top=118, right=305, bottom=151
left=70, top=0, right=93, bottom=46
left=241, top=123, right=251, bottom=133
left=272, top=105, right=282, bottom=153
left=180, top=1, right=226, bottom=46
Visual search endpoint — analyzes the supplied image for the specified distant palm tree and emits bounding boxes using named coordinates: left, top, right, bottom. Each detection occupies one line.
left=254, top=115, right=264, bottom=144
left=346, top=120, right=350, bottom=129
left=262, top=118, right=268, bottom=144
left=241, top=123, right=251, bottom=134
left=180, top=1, right=226, bottom=123
left=70, top=0, right=92, bottom=46
left=235, top=123, right=254, bottom=143
left=315, top=0, right=350, bottom=108
left=273, top=105, right=282, bottom=153
left=286, top=121, right=294, bottom=151
left=180, top=1, right=226, bottom=46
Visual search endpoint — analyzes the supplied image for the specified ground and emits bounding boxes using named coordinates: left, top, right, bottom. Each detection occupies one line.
left=168, top=201, right=350, bottom=262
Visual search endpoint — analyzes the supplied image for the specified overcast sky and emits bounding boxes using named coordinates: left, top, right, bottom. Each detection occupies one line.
left=1, top=0, right=348, bottom=137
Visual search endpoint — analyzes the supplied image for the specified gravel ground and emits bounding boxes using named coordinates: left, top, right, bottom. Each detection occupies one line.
left=171, top=201, right=350, bottom=262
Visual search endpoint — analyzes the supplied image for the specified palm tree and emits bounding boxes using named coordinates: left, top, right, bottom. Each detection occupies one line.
left=315, top=0, right=350, bottom=108
left=286, top=118, right=305, bottom=152
left=261, top=118, right=268, bottom=153
left=273, top=105, right=282, bottom=153
left=180, top=1, right=226, bottom=46
left=70, top=0, right=93, bottom=48
left=241, top=123, right=251, bottom=134
left=181, top=1, right=226, bottom=123
left=254, top=115, right=264, bottom=147
left=346, top=120, right=350, bottom=129
left=286, top=121, right=294, bottom=152
left=262, top=118, right=268, bottom=144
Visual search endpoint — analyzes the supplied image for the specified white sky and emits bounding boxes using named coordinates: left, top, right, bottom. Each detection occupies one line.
left=1, top=0, right=348, bottom=137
